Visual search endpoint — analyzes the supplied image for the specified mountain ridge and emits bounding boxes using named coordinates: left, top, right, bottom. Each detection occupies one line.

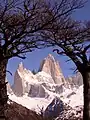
left=7, top=54, right=83, bottom=119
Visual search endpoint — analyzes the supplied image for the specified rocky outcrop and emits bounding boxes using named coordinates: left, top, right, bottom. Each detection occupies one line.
left=12, top=69, right=24, bottom=96
left=28, top=84, right=48, bottom=98
left=39, top=54, right=66, bottom=84
left=12, top=62, right=25, bottom=96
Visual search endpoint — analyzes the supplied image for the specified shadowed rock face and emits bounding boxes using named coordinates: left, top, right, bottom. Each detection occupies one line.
left=39, top=54, right=66, bottom=84
left=44, top=97, right=64, bottom=119
left=12, top=69, right=24, bottom=96
left=28, top=84, right=47, bottom=98
left=6, top=100, right=42, bottom=120
left=44, top=98, right=83, bottom=120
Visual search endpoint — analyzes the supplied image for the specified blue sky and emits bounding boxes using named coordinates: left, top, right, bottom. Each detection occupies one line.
left=7, top=0, right=90, bottom=85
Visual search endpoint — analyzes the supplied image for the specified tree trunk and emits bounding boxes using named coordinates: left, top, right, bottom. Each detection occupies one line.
left=0, top=59, right=8, bottom=120
left=82, top=69, right=90, bottom=120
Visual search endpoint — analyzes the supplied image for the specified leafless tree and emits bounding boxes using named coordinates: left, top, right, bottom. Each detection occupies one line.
left=40, top=14, right=90, bottom=120
left=0, top=0, right=85, bottom=119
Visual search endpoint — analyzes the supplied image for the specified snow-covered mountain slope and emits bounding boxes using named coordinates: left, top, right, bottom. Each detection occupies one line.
left=59, top=85, right=83, bottom=107
left=8, top=93, right=53, bottom=112
left=7, top=54, right=83, bottom=118
left=8, top=85, right=83, bottom=113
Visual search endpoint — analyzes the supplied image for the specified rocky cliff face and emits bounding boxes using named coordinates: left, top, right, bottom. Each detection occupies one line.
left=39, top=54, right=66, bottom=84
left=12, top=63, right=25, bottom=96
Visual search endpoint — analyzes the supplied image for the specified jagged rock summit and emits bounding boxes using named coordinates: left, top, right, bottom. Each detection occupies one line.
left=39, top=54, right=66, bottom=84
left=12, top=54, right=67, bottom=96
left=12, top=62, right=37, bottom=96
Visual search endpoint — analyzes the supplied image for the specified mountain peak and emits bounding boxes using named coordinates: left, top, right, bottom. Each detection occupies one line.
left=47, top=54, right=55, bottom=61
left=18, top=62, right=24, bottom=72
left=39, top=54, right=66, bottom=84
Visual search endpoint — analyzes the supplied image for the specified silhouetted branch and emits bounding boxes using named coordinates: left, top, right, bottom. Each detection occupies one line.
left=6, top=70, right=12, bottom=76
